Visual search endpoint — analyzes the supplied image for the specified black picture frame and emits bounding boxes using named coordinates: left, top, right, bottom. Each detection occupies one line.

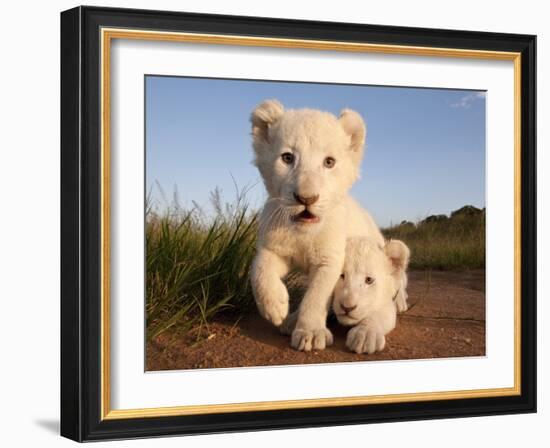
left=61, top=5, right=536, bottom=442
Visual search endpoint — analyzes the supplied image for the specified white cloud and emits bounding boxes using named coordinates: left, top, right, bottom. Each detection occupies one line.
left=450, top=91, right=486, bottom=108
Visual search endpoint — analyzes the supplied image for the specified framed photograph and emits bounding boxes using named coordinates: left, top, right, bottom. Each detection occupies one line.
left=60, top=6, right=536, bottom=442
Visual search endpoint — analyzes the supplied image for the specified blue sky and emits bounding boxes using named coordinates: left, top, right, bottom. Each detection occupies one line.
left=145, top=76, right=485, bottom=227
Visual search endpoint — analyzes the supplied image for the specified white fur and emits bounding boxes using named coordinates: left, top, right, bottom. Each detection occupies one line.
left=249, top=99, right=384, bottom=351
left=332, top=238, right=410, bottom=354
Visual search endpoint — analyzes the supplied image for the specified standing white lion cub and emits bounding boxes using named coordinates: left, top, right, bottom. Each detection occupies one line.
left=333, top=237, right=410, bottom=354
left=250, top=99, right=396, bottom=351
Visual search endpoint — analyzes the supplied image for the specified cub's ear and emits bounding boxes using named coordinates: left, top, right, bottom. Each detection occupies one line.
left=339, top=109, right=366, bottom=155
left=250, top=99, right=284, bottom=145
left=384, top=239, right=410, bottom=277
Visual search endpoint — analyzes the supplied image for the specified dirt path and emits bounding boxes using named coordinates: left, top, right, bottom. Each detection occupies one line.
left=146, top=270, right=485, bottom=371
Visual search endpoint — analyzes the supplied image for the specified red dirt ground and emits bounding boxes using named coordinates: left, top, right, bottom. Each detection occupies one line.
left=146, top=270, right=485, bottom=371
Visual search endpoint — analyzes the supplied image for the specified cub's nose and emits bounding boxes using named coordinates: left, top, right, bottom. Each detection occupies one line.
left=293, top=193, right=319, bottom=206
left=341, top=304, right=357, bottom=314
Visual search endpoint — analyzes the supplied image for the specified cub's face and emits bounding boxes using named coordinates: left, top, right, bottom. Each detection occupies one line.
left=333, top=238, right=410, bottom=326
left=251, top=99, right=366, bottom=225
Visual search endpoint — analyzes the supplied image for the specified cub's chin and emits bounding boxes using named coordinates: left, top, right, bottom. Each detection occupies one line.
left=335, top=313, right=359, bottom=326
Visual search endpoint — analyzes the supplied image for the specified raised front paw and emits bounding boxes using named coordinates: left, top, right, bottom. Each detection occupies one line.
left=291, top=327, right=333, bottom=351
left=346, top=323, right=386, bottom=354
left=256, top=296, right=288, bottom=327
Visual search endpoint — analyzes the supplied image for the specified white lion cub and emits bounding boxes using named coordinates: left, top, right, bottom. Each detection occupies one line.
left=333, top=237, right=410, bottom=354
left=249, top=99, right=386, bottom=352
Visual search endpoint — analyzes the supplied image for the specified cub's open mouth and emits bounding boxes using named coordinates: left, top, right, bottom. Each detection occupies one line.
left=292, top=209, right=320, bottom=224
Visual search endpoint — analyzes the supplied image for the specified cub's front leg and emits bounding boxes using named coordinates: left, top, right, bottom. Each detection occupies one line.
left=291, top=265, right=341, bottom=351
left=395, top=272, right=409, bottom=313
left=346, top=304, right=396, bottom=354
left=250, top=247, right=291, bottom=327
left=346, top=322, right=386, bottom=354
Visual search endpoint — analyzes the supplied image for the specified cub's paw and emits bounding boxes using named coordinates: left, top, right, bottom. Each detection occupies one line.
left=395, top=289, right=408, bottom=313
left=346, top=323, right=386, bottom=354
left=256, top=293, right=289, bottom=327
left=291, top=327, right=333, bottom=351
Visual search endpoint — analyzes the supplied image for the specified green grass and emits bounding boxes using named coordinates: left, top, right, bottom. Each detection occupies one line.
left=146, top=189, right=257, bottom=342
left=146, top=193, right=485, bottom=341
left=383, top=206, right=485, bottom=270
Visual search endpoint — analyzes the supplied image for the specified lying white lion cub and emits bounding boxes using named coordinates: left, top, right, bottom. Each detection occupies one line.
left=333, top=237, right=410, bottom=354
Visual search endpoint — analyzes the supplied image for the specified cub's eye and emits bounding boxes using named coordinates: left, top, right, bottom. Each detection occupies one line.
left=365, top=276, right=375, bottom=285
left=340, top=273, right=345, bottom=279
left=324, top=157, right=336, bottom=168
left=281, top=152, right=295, bottom=164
